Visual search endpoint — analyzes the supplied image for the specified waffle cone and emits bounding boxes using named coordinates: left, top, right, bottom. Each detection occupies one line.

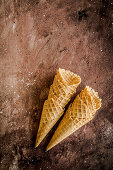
left=35, top=68, right=81, bottom=148
left=46, top=86, right=101, bottom=151
left=48, top=68, right=81, bottom=105
left=35, top=98, right=64, bottom=147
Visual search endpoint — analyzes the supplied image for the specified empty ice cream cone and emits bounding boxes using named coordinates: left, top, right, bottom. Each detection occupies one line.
left=46, top=86, right=101, bottom=151
left=35, top=68, right=81, bottom=148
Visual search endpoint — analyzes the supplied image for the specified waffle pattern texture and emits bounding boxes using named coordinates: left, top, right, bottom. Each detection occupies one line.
left=46, top=86, right=101, bottom=151
left=35, top=68, right=81, bottom=148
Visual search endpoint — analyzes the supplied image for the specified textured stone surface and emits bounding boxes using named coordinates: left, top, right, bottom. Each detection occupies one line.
left=0, top=0, right=113, bottom=170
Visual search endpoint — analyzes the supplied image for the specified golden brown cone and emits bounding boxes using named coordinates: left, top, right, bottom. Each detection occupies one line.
left=35, top=68, right=81, bottom=148
left=35, top=98, right=64, bottom=147
left=46, top=86, right=101, bottom=151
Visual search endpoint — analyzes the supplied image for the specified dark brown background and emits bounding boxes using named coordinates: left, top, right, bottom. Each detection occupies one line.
left=0, top=0, right=113, bottom=170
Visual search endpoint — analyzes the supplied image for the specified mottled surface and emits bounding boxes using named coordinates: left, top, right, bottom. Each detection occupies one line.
left=0, top=0, right=113, bottom=170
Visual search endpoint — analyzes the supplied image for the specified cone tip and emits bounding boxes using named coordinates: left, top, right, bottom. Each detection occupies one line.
left=46, top=140, right=58, bottom=151
left=35, top=145, right=37, bottom=148
left=46, top=147, right=49, bottom=151
left=35, top=138, right=42, bottom=148
left=46, top=145, right=52, bottom=151
left=35, top=141, right=39, bottom=148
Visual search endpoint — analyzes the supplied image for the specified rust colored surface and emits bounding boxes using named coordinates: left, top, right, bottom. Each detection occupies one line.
left=0, top=0, right=113, bottom=170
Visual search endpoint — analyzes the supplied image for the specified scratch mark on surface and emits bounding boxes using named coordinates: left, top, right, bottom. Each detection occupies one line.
left=35, top=38, right=51, bottom=58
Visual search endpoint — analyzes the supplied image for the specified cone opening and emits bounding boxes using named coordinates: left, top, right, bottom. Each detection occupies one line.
left=59, top=68, right=81, bottom=86
left=85, top=86, right=101, bottom=110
